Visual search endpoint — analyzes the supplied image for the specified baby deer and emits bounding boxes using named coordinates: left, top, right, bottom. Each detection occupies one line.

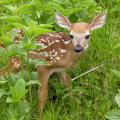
left=0, top=13, right=107, bottom=114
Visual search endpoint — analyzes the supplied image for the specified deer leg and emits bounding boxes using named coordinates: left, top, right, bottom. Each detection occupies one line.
left=59, top=72, right=72, bottom=97
left=37, top=67, right=51, bottom=116
left=38, top=76, right=48, bottom=113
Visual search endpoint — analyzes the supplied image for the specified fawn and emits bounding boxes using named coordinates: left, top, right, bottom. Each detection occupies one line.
left=0, top=13, right=107, bottom=114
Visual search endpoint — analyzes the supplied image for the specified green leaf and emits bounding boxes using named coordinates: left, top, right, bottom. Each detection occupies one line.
left=114, top=43, right=120, bottom=49
left=10, top=23, right=28, bottom=31
left=0, top=80, right=8, bottom=85
left=16, top=1, right=36, bottom=15
left=74, top=96, right=82, bottom=104
left=115, top=93, right=120, bottom=107
left=3, top=5, right=17, bottom=13
left=6, top=97, right=13, bottom=103
left=26, top=80, right=40, bottom=86
left=38, top=24, right=54, bottom=29
left=105, top=109, right=120, bottom=120
left=0, top=16, right=21, bottom=23
left=7, top=47, right=27, bottom=57
left=28, top=27, right=53, bottom=37
left=18, top=100, right=30, bottom=119
left=9, top=79, right=27, bottom=102
left=111, top=70, right=120, bottom=79
left=110, top=5, right=120, bottom=13
left=0, top=89, right=8, bottom=98
left=29, top=58, right=49, bottom=67
left=1, top=34, right=12, bottom=45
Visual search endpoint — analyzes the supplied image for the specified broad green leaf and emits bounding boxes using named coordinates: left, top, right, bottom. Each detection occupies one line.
left=114, top=43, right=120, bottom=49
left=16, top=1, right=36, bottom=15
left=6, top=97, right=13, bottom=103
left=18, top=100, right=30, bottom=119
left=28, top=27, right=53, bottom=37
left=74, top=96, right=82, bottom=104
left=0, top=80, right=8, bottom=85
left=115, top=93, right=120, bottom=107
left=0, top=89, right=8, bottom=98
left=111, top=70, right=120, bottom=79
left=1, top=35, right=12, bottom=45
left=29, top=58, right=49, bottom=67
left=23, top=42, right=37, bottom=51
left=105, top=109, right=120, bottom=120
left=10, top=23, right=28, bottom=31
left=0, top=16, right=21, bottom=23
left=26, top=80, right=40, bottom=86
left=0, top=0, right=16, bottom=5
left=38, top=24, right=54, bottom=28
left=7, top=46, right=27, bottom=57
left=110, top=5, right=120, bottom=13
left=3, top=5, right=17, bottom=13
left=10, top=79, right=27, bottom=102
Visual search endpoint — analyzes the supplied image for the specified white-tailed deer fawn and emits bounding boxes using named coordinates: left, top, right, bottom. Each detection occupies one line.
left=0, top=13, right=107, bottom=114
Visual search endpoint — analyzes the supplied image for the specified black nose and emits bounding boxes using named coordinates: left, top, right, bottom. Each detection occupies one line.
left=74, top=45, right=84, bottom=53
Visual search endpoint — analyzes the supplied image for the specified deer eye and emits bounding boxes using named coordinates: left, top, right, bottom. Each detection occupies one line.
left=85, top=35, right=90, bottom=39
left=70, top=34, right=74, bottom=39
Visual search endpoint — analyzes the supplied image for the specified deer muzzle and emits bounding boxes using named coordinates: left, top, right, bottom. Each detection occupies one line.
left=74, top=44, right=84, bottom=53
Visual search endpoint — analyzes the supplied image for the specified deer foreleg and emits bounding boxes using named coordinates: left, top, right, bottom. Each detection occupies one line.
left=59, top=72, right=72, bottom=97
left=37, top=67, right=50, bottom=116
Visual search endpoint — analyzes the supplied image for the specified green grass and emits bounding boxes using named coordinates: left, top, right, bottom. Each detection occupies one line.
left=39, top=16, right=120, bottom=120
left=0, top=0, right=120, bottom=120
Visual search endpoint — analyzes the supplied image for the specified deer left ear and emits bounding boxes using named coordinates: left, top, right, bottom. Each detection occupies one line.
left=90, top=13, right=107, bottom=31
left=55, top=13, right=72, bottom=30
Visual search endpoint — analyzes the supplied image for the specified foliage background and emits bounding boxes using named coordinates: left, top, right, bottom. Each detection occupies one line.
left=0, top=0, right=120, bottom=120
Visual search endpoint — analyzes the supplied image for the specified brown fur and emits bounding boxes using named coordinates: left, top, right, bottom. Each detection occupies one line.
left=0, top=13, right=107, bottom=117
left=71, top=22, right=90, bottom=33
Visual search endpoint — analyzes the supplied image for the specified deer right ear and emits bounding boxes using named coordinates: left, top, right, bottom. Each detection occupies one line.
left=90, top=13, right=107, bottom=31
left=55, top=13, right=72, bottom=30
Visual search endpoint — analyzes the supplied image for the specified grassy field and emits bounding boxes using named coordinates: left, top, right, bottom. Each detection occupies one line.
left=0, top=0, right=120, bottom=120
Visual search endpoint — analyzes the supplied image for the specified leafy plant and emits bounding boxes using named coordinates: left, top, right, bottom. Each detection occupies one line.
left=105, top=70, right=120, bottom=120
left=0, top=0, right=120, bottom=119
left=6, top=79, right=27, bottom=103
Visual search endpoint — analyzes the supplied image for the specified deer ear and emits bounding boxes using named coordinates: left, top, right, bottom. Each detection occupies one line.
left=55, top=13, right=72, bottom=30
left=91, top=13, right=107, bottom=31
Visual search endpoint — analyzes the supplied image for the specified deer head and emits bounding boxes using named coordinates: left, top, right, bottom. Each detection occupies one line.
left=56, top=13, right=107, bottom=53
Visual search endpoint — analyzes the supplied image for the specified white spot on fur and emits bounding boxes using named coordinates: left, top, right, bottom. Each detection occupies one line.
left=52, top=49, right=55, bottom=52
left=37, top=42, right=48, bottom=48
left=55, top=35, right=62, bottom=38
left=19, top=36, right=23, bottom=39
left=49, top=33, right=55, bottom=37
left=15, top=62, right=20, bottom=68
left=29, top=51, right=38, bottom=55
left=55, top=40, right=59, bottom=42
left=63, top=40, right=71, bottom=44
left=50, top=56, right=54, bottom=59
left=55, top=56, right=60, bottom=60
left=39, top=52, right=49, bottom=57
left=49, top=51, right=52, bottom=54
left=60, top=49, right=66, bottom=53
left=48, top=41, right=55, bottom=46
left=54, top=51, right=58, bottom=56
left=41, top=39, right=46, bottom=42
